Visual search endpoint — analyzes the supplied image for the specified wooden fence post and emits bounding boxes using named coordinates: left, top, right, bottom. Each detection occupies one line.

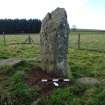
left=77, top=33, right=80, bottom=49
left=28, top=34, right=31, bottom=44
left=3, top=32, right=6, bottom=46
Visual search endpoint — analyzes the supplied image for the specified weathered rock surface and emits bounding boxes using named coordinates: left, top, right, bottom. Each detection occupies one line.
left=0, top=59, right=23, bottom=67
left=40, top=7, right=71, bottom=77
left=76, top=77, right=100, bottom=86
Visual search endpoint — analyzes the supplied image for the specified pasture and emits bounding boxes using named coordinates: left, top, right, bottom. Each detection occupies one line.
left=0, top=31, right=105, bottom=105
left=0, top=31, right=105, bottom=60
left=0, top=31, right=105, bottom=52
left=70, top=31, right=105, bottom=51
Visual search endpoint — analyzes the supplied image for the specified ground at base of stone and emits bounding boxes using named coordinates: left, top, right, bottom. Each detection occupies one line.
left=25, top=67, right=71, bottom=96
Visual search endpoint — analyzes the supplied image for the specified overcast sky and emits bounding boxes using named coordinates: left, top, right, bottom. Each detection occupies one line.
left=0, top=0, right=105, bottom=30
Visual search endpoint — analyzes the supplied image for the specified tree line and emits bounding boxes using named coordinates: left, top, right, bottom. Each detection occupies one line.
left=0, top=19, right=41, bottom=34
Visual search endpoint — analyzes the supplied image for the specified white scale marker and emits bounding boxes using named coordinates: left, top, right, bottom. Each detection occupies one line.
left=52, top=79, right=59, bottom=82
left=41, top=79, right=48, bottom=82
left=64, top=79, right=70, bottom=82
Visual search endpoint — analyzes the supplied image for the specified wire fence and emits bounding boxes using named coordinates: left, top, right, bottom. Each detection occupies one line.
left=0, top=32, right=105, bottom=52
left=69, top=32, right=105, bottom=52
left=0, top=34, right=40, bottom=45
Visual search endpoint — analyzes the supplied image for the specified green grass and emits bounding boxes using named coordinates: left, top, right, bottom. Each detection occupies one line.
left=70, top=31, right=105, bottom=51
left=0, top=60, right=40, bottom=105
left=0, top=44, right=40, bottom=59
left=0, top=34, right=40, bottom=45
left=1, top=31, right=105, bottom=52
left=0, top=32, right=105, bottom=105
left=69, top=49, right=105, bottom=79
left=41, top=85, right=105, bottom=105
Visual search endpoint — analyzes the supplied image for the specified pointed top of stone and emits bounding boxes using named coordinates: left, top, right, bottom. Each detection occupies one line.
left=43, top=7, right=67, bottom=20
left=52, top=7, right=67, bottom=17
left=42, top=7, right=69, bottom=30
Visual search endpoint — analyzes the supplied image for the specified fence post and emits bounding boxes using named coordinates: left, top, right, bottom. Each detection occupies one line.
left=28, top=34, right=31, bottom=44
left=3, top=32, right=6, bottom=46
left=77, top=33, right=80, bottom=49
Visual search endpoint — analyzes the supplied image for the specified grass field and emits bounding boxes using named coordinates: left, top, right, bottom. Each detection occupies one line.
left=0, top=31, right=105, bottom=105
left=70, top=31, right=105, bottom=51
left=0, top=31, right=105, bottom=52
left=0, top=34, right=40, bottom=45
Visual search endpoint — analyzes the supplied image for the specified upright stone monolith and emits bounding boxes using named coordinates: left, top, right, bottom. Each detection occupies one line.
left=40, top=7, right=71, bottom=78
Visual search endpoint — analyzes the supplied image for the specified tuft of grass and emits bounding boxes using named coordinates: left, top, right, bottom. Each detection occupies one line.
left=0, top=60, right=40, bottom=105
left=68, top=49, right=105, bottom=80
left=39, top=85, right=105, bottom=105
left=0, top=44, right=40, bottom=59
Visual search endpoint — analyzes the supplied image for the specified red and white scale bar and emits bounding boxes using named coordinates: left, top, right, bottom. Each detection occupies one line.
left=41, top=79, right=70, bottom=82
left=41, top=79, right=70, bottom=87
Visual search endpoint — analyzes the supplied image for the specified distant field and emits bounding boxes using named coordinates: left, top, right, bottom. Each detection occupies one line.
left=0, top=34, right=40, bottom=59
left=0, top=31, right=105, bottom=51
left=0, top=34, right=40, bottom=45
left=70, top=31, right=105, bottom=51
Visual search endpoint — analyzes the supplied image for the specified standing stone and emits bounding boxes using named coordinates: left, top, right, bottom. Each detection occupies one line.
left=40, top=7, right=71, bottom=78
